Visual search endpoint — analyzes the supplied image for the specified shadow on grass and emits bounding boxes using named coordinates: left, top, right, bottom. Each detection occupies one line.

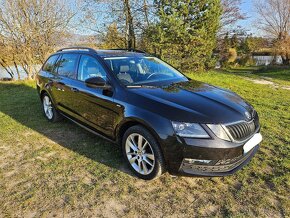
left=0, top=82, right=134, bottom=177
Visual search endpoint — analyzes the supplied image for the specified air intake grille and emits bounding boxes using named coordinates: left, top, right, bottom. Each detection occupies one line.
left=226, top=113, right=259, bottom=141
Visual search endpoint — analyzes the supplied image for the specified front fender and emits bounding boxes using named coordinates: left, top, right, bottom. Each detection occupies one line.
left=115, top=105, right=177, bottom=165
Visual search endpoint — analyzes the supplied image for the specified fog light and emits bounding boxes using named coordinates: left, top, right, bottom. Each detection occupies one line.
left=184, top=158, right=212, bottom=165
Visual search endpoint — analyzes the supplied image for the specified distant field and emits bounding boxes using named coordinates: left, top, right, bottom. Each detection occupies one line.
left=0, top=69, right=289, bottom=217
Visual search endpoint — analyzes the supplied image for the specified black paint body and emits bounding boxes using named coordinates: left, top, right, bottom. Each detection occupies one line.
left=36, top=49, right=260, bottom=176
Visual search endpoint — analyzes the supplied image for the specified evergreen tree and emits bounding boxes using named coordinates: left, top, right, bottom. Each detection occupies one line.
left=100, top=23, right=126, bottom=49
left=148, top=0, right=221, bottom=71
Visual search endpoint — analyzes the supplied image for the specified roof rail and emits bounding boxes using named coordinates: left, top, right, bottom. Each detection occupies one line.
left=57, top=47, right=96, bottom=53
left=109, top=48, right=146, bottom=53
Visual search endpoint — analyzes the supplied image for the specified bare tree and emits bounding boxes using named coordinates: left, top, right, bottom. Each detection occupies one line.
left=0, top=34, right=23, bottom=80
left=254, top=0, right=290, bottom=64
left=82, top=0, right=154, bottom=49
left=124, top=0, right=136, bottom=48
left=0, top=0, right=75, bottom=79
left=220, top=0, right=246, bottom=31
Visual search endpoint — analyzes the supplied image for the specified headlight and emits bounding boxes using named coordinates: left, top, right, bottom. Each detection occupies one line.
left=207, top=124, right=231, bottom=141
left=171, top=122, right=210, bottom=138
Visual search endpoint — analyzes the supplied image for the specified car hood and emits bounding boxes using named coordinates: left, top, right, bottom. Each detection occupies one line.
left=128, top=80, right=254, bottom=124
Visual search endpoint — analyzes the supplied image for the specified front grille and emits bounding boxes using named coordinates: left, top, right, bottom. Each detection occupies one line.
left=225, top=112, right=260, bottom=142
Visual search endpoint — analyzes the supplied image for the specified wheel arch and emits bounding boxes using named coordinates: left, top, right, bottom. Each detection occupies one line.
left=40, top=89, right=48, bottom=100
left=116, top=117, right=168, bottom=170
left=116, top=117, right=163, bottom=148
left=39, top=89, right=56, bottom=106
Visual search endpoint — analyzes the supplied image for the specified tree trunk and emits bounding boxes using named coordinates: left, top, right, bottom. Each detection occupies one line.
left=143, top=0, right=150, bottom=26
left=124, top=0, right=136, bottom=49
left=282, top=58, right=290, bottom=65
left=13, top=61, right=21, bottom=80
left=281, top=53, right=290, bottom=65
left=0, top=61, right=14, bottom=79
left=21, top=60, right=35, bottom=80
left=28, top=65, right=35, bottom=80
left=21, top=63, right=30, bottom=80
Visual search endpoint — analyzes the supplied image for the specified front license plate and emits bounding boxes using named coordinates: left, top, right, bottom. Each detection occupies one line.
left=243, top=133, right=262, bottom=154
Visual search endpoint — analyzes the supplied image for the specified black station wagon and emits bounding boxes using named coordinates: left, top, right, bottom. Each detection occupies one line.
left=36, top=47, right=262, bottom=180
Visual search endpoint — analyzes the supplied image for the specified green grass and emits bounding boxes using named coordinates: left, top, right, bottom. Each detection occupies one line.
left=0, top=70, right=289, bottom=217
left=225, top=66, right=290, bottom=86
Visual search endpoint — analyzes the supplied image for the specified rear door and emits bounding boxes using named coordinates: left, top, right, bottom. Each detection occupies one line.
left=51, top=53, right=80, bottom=116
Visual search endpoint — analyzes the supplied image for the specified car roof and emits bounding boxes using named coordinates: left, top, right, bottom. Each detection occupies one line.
left=97, top=49, right=148, bottom=58
left=55, top=47, right=150, bottom=58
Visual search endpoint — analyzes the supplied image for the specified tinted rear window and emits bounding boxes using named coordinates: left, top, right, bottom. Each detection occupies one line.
left=42, top=55, right=59, bottom=73
left=56, top=54, right=79, bottom=79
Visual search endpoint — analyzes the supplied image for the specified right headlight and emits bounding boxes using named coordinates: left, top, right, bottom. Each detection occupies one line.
left=206, top=124, right=231, bottom=141
left=171, top=122, right=210, bottom=138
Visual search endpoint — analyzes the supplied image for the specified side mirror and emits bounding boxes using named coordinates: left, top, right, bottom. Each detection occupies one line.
left=85, top=77, right=109, bottom=88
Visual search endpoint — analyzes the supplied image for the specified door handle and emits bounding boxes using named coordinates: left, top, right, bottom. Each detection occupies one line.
left=55, top=81, right=65, bottom=91
left=71, top=87, right=79, bottom=92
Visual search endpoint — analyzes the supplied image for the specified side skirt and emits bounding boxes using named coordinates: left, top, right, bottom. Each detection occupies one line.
left=60, top=112, right=117, bottom=144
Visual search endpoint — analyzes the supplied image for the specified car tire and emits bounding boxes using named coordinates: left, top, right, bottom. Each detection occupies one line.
left=42, top=93, right=62, bottom=122
left=122, top=125, right=166, bottom=180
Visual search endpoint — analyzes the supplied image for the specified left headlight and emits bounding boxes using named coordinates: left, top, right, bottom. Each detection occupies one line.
left=171, top=122, right=210, bottom=138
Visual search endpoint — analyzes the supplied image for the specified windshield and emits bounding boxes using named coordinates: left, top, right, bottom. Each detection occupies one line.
left=103, top=56, right=188, bottom=86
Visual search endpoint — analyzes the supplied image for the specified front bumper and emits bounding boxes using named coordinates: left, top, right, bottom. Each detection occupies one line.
left=162, top=132, right=261, bottom=176
left=179, top=145, right=259, bottom=176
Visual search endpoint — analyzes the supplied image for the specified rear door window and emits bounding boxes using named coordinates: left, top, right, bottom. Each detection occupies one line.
left=42, top=55, right=59, bottom=73
left=56, top=54, right=79, bottom=79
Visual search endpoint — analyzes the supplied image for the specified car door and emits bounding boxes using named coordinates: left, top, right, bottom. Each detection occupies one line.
left=71, top=54, right=119, bottom=137
left=51, top=53, right=80, bottom=116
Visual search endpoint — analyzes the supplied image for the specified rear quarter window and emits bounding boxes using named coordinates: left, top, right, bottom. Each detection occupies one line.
left=42, top=55, right=59, bottom=73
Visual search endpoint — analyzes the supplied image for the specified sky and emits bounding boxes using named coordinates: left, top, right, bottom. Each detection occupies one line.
left=237, top=0, right=260, bottom=34
left=72, top=0, right=261, bottom=36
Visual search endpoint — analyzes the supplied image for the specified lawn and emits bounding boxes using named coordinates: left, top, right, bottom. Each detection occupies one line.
left=225, top=66, right=290, bottom=87
left=0, top=69, right=289, bottom=217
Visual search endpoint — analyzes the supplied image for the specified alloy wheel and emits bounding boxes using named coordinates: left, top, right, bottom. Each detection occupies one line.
left=125, top=133, right=155, bottom=175
left=43, top=95, right=53, bottom=120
